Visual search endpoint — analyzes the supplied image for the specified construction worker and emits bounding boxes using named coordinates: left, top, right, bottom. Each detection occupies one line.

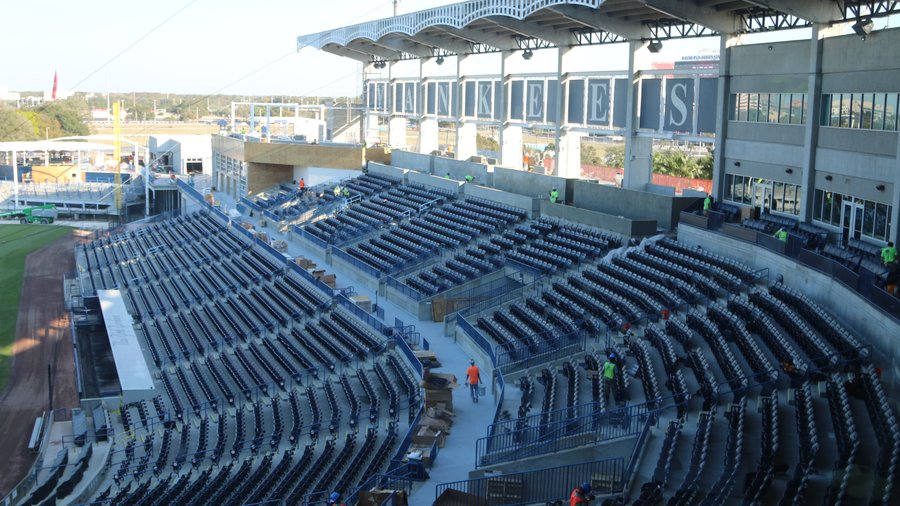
left=466, top=359, right=482, bottom=403
left=549, top=187, right=559, bottom=204
left=464, top=174, right=474, bottom=183
left=299, top=178, right=306, bottom=194
left=773, top=227, right=788, bottom=242
left=570, top=482, right=595, bottom=505
left=602, top=354, right=616, bottom=403
left=327, top=491, right=345, bottom=505
left=881, top=241, right=897, bottom=266
left=703, top=194, right=712, bottom=215
left=342, top=187, right=350, bottom=198
left=333, top=185, right=342, bottom=197
left=445, top=172, right=451, bottom=179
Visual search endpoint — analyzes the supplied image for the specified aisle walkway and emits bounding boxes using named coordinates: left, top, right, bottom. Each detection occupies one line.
left=212, top=196, right=498, bottom=503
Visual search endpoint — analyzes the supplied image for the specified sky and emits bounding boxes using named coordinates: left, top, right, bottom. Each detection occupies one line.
left=0, top=0, right=891, bottom=99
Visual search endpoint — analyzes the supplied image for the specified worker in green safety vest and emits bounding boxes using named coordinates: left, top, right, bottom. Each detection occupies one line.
left=773, top=227, right=788, bottom=242
left=602, top=354, right=616, bottom=402
left=703, top=194, right=712, bottom=215
left=549, top=187, right=559, bottom=204
left=464, top=174, right=474, bottom=182
left=882, top=241, right=897, bottom=266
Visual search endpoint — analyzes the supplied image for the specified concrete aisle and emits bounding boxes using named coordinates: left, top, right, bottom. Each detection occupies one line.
left=211, top=196, right=499, bottom=503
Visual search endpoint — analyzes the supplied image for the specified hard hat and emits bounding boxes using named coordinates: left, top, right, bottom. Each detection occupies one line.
left=470, top=359, right=475, bottom=365
left=329, top=491, right=341, bottom=502
left=582, top=482, right=592, bottom=493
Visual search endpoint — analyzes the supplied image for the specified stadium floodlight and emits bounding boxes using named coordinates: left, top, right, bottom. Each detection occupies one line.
left=522, top=48, right=533, bottom=60
left=852, top=18, right=874, bottom=39
left=648, top=40, right=663, bottom=53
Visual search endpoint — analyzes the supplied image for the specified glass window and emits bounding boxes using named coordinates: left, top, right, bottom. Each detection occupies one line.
left=850, top=93, right=863, bottom=128
left=875, top=203, right=889, bottom=241
left=724, top=174, right=734, bottom=200
left=740, top=93, right=749, bottom=121
left=779, top=93, right=791, bottom=123
left=792, top=94, right=805, bottom=125
left=801, top=94, right=807, bottom=125
left=733, top=174, right=745, bottom=203
left=821, top=94, right=833, bottom=125
left=813, top=189, right=823, bottom=220
left=872, top=93, right=885, bottom=131
left=885, top=93, right=898, bottom=131
left=746, top=94, right=758, bottom=122
left=838, top=94, right=850, bottom=127
left=772, top=181, right=784, bottom=212
left=769, top=94, right=781, bottom=123
left=757, top=94, right=768, bottom=123
left=861, top=94, right=874, bottom=129
left=831, top=193, right=843, bottom=225
left=863, top=200, right=876, bottom=236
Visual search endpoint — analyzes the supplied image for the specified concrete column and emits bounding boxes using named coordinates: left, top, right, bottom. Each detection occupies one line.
left=712, top=34, right=739, bottom=201
left=501, top=125, right=523, bottom=169
left=456, top=122, right=477, bottom=161
left=388, top=117, right=407, bottom=149
left=419, top=118, right=439, bottom=154
left=623, top=40, right=652, bottom=190
left=455, top=54, right=476, bottom=160
left=801, top=24, right=844, bottom=223
left=557, top=131, right=584, bottom=179
left=553, top=46, right=571, bottom=177
left=497, top=50, right=523, bottom=169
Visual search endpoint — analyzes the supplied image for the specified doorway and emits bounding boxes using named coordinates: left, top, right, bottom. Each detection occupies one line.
left=841, top=200, right=864, bottom=244
left=752, top=182, right=772, bottom=216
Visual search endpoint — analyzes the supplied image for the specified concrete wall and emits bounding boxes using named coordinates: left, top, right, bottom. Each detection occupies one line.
left=465, top=185, right=538, bottom=218
left=822, top=28, right=900, bottom=91
left=492, top=166, right=566, bottom=201
left=407, top=171, right=463, bottom=195
left=245, top=142, right=363, bottom=169
left=364, top=147, right=392, bottom=165
left=730, top=39, right=810, bottom=80
left=367, top=162, right=408, bottom=182
left=571, top=180, right=697, bottom=230
left=391, top=150, right=488, bottom=182
left=292, top=167, right=360, bottom=188
left=677, top=223, right=900, bottom=399
left=247, top=162, right=289, bottom=194
left=539, top=201, right=657, bottom=238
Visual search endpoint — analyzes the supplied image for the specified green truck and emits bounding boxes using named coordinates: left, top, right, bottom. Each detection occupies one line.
left=0, top=204, right=58, bottom=224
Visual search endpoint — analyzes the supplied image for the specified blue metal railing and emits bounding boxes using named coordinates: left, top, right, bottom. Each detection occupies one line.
left=293, top=225, right=329, bottom=250
left=386, top=275, right=428, bottom=301
left=456, top=314, right=497, bottom=365
left=332, top=246, right=383, bottom=279
left=475, top=401, right=651, bottom=467
left=435, top=457, right=625, bottom=505
left=493, top=328, right=589, bottom=373
left=335, top=294, right=389, bottom=337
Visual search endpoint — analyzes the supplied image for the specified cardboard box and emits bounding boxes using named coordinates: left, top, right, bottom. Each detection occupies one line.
left=295, top=258, right=315, bottom=269
left=412, top=426, right=445, bottom=448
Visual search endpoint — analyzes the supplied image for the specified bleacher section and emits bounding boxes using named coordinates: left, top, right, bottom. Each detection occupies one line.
left=62, top=210, right=422, bottom=505
left=459, top=232, right=896, bottom=505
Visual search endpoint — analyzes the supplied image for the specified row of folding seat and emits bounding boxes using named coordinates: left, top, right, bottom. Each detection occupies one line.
left=778, top=382, right=818, bottom=506
left=628, top=337, right=662, bottom=408
left=702, top=399, right=746, bottom=505
left=669, top=411, right=714, bottom=506
left=706, top=303, right=776, bottom=382
left=635, top=420, right=682, bottom=504
left=647, top=242, right=742, bottom=289
left=687, top=310, right=749, bottom=395
left=859, top=364, right=900, bottom=505
left=570, top=275, right=643, bottom=323
left=591, top=265, right=668, bottom=315
left=769, top=283, right=868, bottom=360
left=665, top=238, right=759, bottom=282
left=749, top=291, right=839, bottom=370
left=726, top=295, right=808, bottom=377
left=628, top=249, right=722, bottom=299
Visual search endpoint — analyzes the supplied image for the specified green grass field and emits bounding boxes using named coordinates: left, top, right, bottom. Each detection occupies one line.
left=0, top=224, right=73, bottom=391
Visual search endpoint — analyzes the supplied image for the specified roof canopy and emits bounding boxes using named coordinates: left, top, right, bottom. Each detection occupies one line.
left=298, top=0, right=899, bottom=61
